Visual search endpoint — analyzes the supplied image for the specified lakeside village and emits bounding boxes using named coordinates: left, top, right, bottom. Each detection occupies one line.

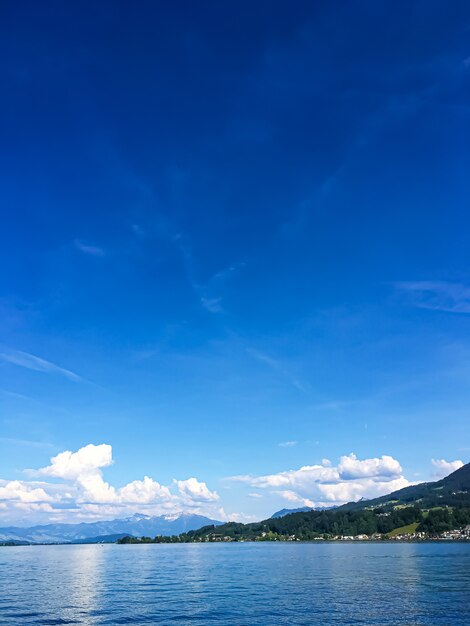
left=119, top=524, right=470, bottom=544
left=228, top=526, right=470, bottom=542
left=119, top=501, right=470, bottom=544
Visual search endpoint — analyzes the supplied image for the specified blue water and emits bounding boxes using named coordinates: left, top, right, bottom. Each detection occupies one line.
left=0, top=542, right=469, bottom=625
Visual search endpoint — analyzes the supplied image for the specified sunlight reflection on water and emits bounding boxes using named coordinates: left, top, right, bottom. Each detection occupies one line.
left=0, top=542, right=469, bottom=625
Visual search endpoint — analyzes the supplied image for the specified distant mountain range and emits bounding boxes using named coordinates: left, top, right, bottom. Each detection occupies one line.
left=2, top=465, right=469, bottom=544
left=0, top=512, right=222, bottom=544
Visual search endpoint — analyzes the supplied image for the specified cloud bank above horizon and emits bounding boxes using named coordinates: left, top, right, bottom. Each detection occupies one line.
left=0, top=444, right=464, bottom=525
left=0, top=443, right=223, bottom=525
left=229, top=453, right=413, bottom=508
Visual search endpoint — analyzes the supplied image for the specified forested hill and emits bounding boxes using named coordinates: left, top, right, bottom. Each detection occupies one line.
left=118, top=464, right=470, bottom=543
left=338, top=462, right=470, bottom=512
left=121, top=504, right=470, bottom=543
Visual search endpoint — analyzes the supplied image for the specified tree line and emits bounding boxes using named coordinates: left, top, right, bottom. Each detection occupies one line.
left=117, top=506, right=470, bottom=543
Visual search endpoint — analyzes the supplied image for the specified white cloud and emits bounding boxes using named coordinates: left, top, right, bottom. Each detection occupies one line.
left=0, top=444, right=222, bottom=524
left=278, top=490, right=315, bottom=507
left=34, top=444, right=117, bottom=504
left=0, top=480, right=54, bottom=503
left=225, top=511, right=259, bottom=524
left=431, top=458, right=464, bottom=478
left=229, top=453, right=410, bottom=507
left=175, top=477, right=219, bottom=502
left=13, top=502, right=55, bottom=513
left=77, top=474, right=117, bottom=504
left=0, top=350, right=83, bottom=382
left=74, top=239, right=105, bottom=257
left=279, top=441, right=297, bottom=448
left=119, top=477, right=172, bottom=504
left=38, top=444, right=113, bottom=480
left=337, top=453, right=402, bottom=480
left=2, top=445, right=460, bottom=526
left=316, top=477, right=411, bottom=503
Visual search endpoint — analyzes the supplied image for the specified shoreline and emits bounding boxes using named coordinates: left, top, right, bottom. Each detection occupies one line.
left=2, top=538, right=470, bottom=547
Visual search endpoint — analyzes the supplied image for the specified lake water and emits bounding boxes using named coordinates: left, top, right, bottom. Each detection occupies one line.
left=0, top=542, right=469, bottom=625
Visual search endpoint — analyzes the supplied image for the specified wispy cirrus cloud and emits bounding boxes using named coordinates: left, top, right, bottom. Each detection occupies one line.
left=0, top=350, right=83, bottom=382
left=246, top=348, right=307, bottom=392
left=0, top=389, right=35, bottom=402
left=0, top=438, right=55, bottom=449
left=394, top=281, right=470, bottom=314
left=74, top=239, right=105, bottom=257
left=197, top=264, right=245, bottom=314
left=130, top=209, right=244, bottom=316
left=279, top=440, right=297, bottom=448
left=211, top=262, right=246, bottom=284
left=200, top=297, right=223, bottom=313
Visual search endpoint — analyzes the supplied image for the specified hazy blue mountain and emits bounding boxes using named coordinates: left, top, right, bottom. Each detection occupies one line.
left=0, top=513, right=222, bottom=544
left=72, top=533, right=134, bottom=544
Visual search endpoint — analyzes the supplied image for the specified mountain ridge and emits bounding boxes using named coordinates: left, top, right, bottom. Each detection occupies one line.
left=153, top=463, right=470, bottom=542
left=268, top=466, right=470, bottom=521
left=0, top=512, right=222, bottom=544
left=337, top=462, right=470, bottom=512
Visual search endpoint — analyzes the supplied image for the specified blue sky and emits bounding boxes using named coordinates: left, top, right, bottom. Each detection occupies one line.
left=0, top=1, right=469, bottom=524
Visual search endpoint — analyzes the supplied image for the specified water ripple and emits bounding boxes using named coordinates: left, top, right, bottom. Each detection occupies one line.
left=0, top=543, right=469, bottom=625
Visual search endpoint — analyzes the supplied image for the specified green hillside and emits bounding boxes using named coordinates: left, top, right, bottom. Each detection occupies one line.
left=387, top=522, right=419, bottom=537
left=338, top=462, right=470, bottom=512
left=119, top=464, right=470, bottom=543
